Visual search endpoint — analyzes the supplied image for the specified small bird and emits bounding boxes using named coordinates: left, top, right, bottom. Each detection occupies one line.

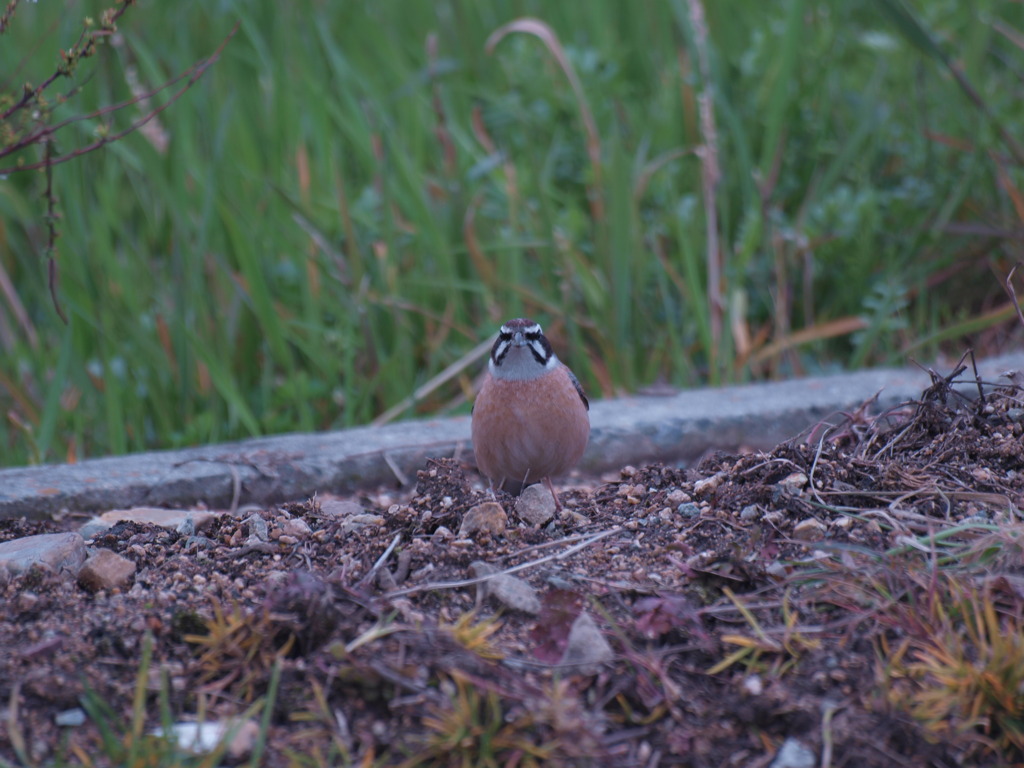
left=471, top=318, right=590, bottom=508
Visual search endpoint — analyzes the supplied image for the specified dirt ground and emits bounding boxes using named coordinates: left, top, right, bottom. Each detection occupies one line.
left=3, top=359, right=1024, bottom=767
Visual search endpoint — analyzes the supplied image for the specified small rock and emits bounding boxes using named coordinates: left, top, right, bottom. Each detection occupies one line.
left=0, top=532, right=87, bottom=575
left=244, top=513, right=269, bottom=543
left=1007, top=408, right=1024, bottom=423
left=340, top=514, right=385, bottom=534
left=431, top=525, right=454, bottom=544
left=560, top=509, right=589, bottom=526
left=667, top=489, right=691, bottom=505
left=458, top=502, right=507, bottom=538
left=793, top=518, right=827, bottom=542
left=677, top=502, right=700, bottom=518
left=779, top=472, right=808, bottom=490
left=515, top=484, right=556, bottom=526
left=739, top=505, right=759, bottom=521
left=153, top=719, right=260, bottom=760
left=55, top=708, right=87, bottom=727
left=470, top=561, right=541, bottom=614
left=693, top=473, right=724, bottom=496
left=320, top=499, right=364, bottom=518
left=80, top=508, right=216, bottom=539
left=742, top=674, right=763, bottom=696
left=768, top=737, right=815, bottom=768
left=78, top=549, right=137, bottom=592
left=832, top=515, right=853, bottom=530
left=280, top=518, right=312, bottom=538
left=559, top=612, right=613, bottom=670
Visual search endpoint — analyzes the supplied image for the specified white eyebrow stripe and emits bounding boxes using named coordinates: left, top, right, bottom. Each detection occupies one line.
left=499, top=323, right=543, bottom=336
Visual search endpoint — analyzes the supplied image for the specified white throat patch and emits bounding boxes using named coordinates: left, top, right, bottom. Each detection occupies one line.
left=489, top=348, right=559, bottom=381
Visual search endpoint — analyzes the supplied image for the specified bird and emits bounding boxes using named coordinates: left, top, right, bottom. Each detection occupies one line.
left=471, top=318, right=590, bottom=509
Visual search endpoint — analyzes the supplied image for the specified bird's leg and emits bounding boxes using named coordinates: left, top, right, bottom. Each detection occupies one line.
left=543, top=476, right=563, bottom=512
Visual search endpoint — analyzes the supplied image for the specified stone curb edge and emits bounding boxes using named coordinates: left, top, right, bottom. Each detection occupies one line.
left=3, top=353, right=1022, bottom=519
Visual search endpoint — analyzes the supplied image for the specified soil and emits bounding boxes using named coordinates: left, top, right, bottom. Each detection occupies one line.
left=3, top=360, right=1024, bottom=767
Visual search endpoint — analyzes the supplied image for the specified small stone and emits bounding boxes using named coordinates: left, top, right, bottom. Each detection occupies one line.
left=769, top=737, right=815, bottom=768
left=320, top=499, right=364, bottom=518
left=470, top=561, right=541, bottom=614
left=280, top=519, right=311, bottom=538
left=78, top=549, right=137, bottom=592
left=560, top=510, right=589, bottom=526
left=80, top=508, right=216, bottom=539
left=0, top=532, right=87, bottom=576
left=793, top=518, right=827, bottom=542
left=559, top=612, right=613, bottom=670
left=1007, top=408, right=1024, bottom=423
left=693, top=473, right=723, bottom=496
left=153, top=719, right=260, bottom=760
left=742, top=674, right=763, bottom=696
left=677, top=502, right=700, bottom=518
left=431, top=526, right=454, bottom=544
left=458, top=502, right=507, bottom=538
left=340, top=514, right=385, bottom=534
left=55, top=708, right=87, bottom=727
left=832, top=516, right=853, bottom=530
left=515, top=484, right=556, bottom=526
left=763, top=511, right=785, bottom=526
left=244, top=513, right=269, bottom=543
left=667, top=489, right=691, bottom=505
left=739, top=505, right=759, bottom=521
left=779, top=472, right=808, bottom=490
left=971, top=467, right=993, bottom=484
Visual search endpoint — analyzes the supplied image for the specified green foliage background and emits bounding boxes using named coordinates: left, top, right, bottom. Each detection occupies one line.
left=1, top=0, right=1022, bottom=466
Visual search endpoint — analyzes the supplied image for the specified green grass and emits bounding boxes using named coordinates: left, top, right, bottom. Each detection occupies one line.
left=1, top=0, right=1023, bottom=466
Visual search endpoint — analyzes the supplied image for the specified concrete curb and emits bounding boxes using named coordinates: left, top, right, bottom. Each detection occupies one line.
left=3, top=353, right=1022, bottom=519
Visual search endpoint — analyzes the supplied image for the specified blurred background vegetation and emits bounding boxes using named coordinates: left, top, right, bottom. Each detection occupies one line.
left=1, top=0, right=1023, bottom=467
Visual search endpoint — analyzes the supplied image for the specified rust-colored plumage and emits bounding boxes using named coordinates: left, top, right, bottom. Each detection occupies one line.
left=471, top=319, right=589, bottom=505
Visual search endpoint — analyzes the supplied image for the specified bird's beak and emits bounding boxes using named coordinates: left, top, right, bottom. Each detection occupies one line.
left=512, top=331, right=526, bottom=347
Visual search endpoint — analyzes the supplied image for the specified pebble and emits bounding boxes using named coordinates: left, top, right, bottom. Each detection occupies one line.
left=515, top=484, right=556, bottom=526
left=431, top=525, right=454, bottom=544
left=768, top=737, right=815, bottom=768
left=0, top=532, right=87, bottom=575
left=693, top=473, right=723, bottom=496
left=319, top=499, right=365, bottom=518
left=77, top=549, right=137, bottom=592
left=667, top=489, right=691, bottom=505
left=677, top=502, right=700, bottom=517
left=779, top=472, right=808, bottom=490
left=280, top=518, right=312, bottom=538
left=55, top=708, right=87, bottom=727
left=792, top=518, right=827, bottom=542
left=340, top=514, right=385, bottom=534
left=559, top=612, right=613, bottom=670
left=152, top=719, right=260, bottom=760
left=470, top=561, right=540, bottom=614
left=79, top=508, right=217, bottom=539
left=742, top=674, right=763, bottom=696
left=458, top=502, right=507, bottom=538
left=739, top=505, right=759, bottom=521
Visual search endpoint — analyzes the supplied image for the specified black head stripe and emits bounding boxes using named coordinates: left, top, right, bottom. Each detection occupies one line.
left=493, top=318, right=549, bottom=366
left=527, top=333, right=552, bottom=365
left=491, top=335, right=510, bottom=365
